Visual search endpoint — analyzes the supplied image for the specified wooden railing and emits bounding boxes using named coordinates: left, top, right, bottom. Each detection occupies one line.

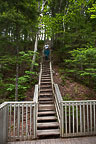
left=8, top=101, right=36, bottom=141
left=53, top=84, right=63, bottom=136
left=0, top=85, right=39, bottom=143
left=53, top=84, right=96, bottom=137
left=61, top=100, right=96, bottom=137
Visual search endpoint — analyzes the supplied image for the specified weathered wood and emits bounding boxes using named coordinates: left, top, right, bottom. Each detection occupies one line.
left=62, top=101, right=96, bottom=137
left=37, top=116, right=57, bottom=121
left=7, top=136, right=96, bottom=144
left=37, top=122, right=59, bottom=128
left=38, top=111, right=56, bottom=116
left=0, top=102, right=8, bottom=144
left=37, top=129, right=60, bottom=136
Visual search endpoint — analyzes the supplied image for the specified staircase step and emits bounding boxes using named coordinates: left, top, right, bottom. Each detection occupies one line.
left=37, top=129, right=60, bottom=137
left=39, top=104, right=54, bottom=111
left=41, top=82, right=51, bottom=85
left=37, top=122, right=59, bottom=129
left=39, top=97, right=53, bottom=101
left=41, top=77, right=51, bottom=79
left=40, top=85, right=52, bottom=89
left=41, top=79, right=51, bottom=82
left=39, top=101, right=54, bottom=104
left=38, top=111, right=56, bottom=116
left=41, top=75, right=50, bottom=77
left=37, top=116, right=57, bottom=121
left=40, top=89, right=52, bottom=93
left=39, top=92, right=52, bottom=96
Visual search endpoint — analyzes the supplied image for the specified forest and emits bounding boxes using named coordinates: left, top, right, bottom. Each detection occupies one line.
left=0, top=0, right=96, bottom=103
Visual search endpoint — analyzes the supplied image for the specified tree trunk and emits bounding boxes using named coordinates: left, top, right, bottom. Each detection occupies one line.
left=15, top=61, right=19, bottom=101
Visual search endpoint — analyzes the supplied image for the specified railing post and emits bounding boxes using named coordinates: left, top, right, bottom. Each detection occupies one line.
left=33, top=102, right=37, bottom=139
left=0, top=103, right=8, bottom=144
left=60, top=102, right=64, bottom=137
left=33, top=84, right=38, bottom=139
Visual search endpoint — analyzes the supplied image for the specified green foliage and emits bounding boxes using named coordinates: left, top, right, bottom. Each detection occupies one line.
left=65, top=47, right=96, bottom=89
left=0, top=50, right=39, bottom=101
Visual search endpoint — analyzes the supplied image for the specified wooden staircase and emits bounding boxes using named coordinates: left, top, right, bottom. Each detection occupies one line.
left=37, top=61, right=60, bottom=138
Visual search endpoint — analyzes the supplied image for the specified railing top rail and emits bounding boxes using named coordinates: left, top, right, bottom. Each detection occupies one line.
left=0, top=101, right=35, bottom=109
left=54, top=83, right=63, bottom=102
left=39, top=63, right=42, bottom=87
left=0, top=102, right=8, bottom=109
left=5, top=101, right=34, bottom=104
left=62, top=100, right=96, bottom=103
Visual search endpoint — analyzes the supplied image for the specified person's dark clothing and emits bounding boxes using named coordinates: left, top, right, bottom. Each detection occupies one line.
left=44, top=49, right=50, bottom=60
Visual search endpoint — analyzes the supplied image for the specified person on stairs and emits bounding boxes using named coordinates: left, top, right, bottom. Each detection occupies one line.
left=44, top=44, right=50, bottom=60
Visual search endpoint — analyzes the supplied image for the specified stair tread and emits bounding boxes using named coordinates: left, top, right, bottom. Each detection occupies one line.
left=41, top=75, right=50, bottom=77
left=37, top=122, right=59, bottom=127
left=39, top=98, right=53, bottom=101
left=37, top=129, right=60, bottom=136
left=40, top=84, right=51, bottom=86
left=40, top=89, right=52, bottom=92
left=38, top=111, right=56, bottom=115
left=39, top=104, right=54, bottom=107
left=40, top=93, right=52, bottom=95
left=39, top=101, right=54, bottom=104
left=41, top=78, right=51, bottom=82
left=37, top=116, right=57, bottom=121
left=41, top=81, right=51, bottom=83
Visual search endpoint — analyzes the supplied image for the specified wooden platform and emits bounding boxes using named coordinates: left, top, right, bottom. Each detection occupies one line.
left=8, top=136, right=96, bottom=144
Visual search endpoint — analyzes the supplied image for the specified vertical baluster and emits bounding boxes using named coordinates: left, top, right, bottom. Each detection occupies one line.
left=94, top=102, right=96, bottom=133
left=69, top=103, right=71, bottom=134
left=90, top=102, right=92, bottom=133
left=87, top=102, right=89, bottom=133
left=80, top=103, right=82, bottom=133
left=65, top=103, right=67, bottom=135
left=76, top=103, right=78, bottom=134
left=30, top=104, right=32, bottom=138
left=18, top=104, right=20, bottom=138
left=9, top=104, right=12, bottom=140
left=26, top=104, right=28, bottom=138
left=83, top=103, right=85, bottom=133
left=72, top=103, right=74, bottom=134
left=22, top=104, right=24, bottom=139
left=14, top=104, right=16, bottom=140
left=61, top=102, right=64, bottom=137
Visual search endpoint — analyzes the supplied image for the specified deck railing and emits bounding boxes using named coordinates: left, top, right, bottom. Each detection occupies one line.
left=61, top=100, right=96, bottom=137
left=53, top=84, right=63, bottom=136
left=0, top=85, right=38, bottom=143
left=8, top=101, right=36, bottom=141
left=53, top=84, right=96, bottom=137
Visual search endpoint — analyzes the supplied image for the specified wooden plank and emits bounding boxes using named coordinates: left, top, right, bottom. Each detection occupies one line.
left=22, top=104, right=24, bottom=139
left=7, top=136, right=96, bottom=144
left=18, top=104, right=20, bottom=138
left=65, top=104, right=67, bottom=135
left=72, top=104, right=75, bottom=134
left=69, top=104, right=71, bottom=134
left=26, top=104, right=28, bottom=138
left=9, top=104, right=12, bottom=139
left=80, top=104, right=82, bottom=133
left=94, top=102, right=96, bottom=133
left=90, top=102, right=92, bottom=133
left=87, top=102, right=89, bottom=132
left=37, top=116, right=57, bottom=121
left=13, top=104, right=16, bottom=140
left=76, top=103, right=78, bottom=134
left=83, top=103, right=85, bottom=133
left=37, top=129, right=60, bottom=136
